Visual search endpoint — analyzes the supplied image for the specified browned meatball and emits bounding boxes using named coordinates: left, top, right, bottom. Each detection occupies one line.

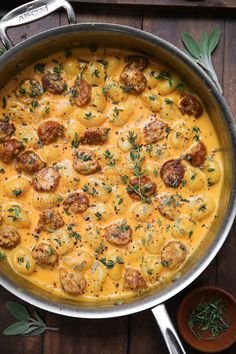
left=105, top=220, right=132, bottom=245
left=157, top=193, right=180, bottom=221
left=161, top=241, right=187, bottom=269
left=160, top=159, right=185, bottom=188
left=125, top=55, right=148, bottom=71
left=120, top=65, right=147, bottom=94
left=73, top=149, right=101, bottom=175
left=178, top=95, right=203, bottom=118
left=36, top=209, right=65, bottom=233
left=42, top=72, right=66, bottom=94
left=0, top=139, right=24, bottom=163
left=70, top=78, right=91, bottom=107
left=127, top=176, right=156, bottom=201
left=32, top=242, right=58, bottom=267
left=15, top=150, right=46, bottom=173
left=37, top=120, right=64, bottom=145
left=0, top=227, right=20, bottom=249
left=185, top=141, right=207, bottom=167
left=124, top=267, right=147, bottom=290
left=0, top=118, right=15, bottom=142
left=143, top=119, right=168, bottom=144
left=63, top=193, right=89, bottom=214
left=15, top=79, right=44, bottom=103
left=32, top=167, right=60, bottom=192
left=59, top=267, right=86, bottom=295
left=80, top=128, right=109, bottom=145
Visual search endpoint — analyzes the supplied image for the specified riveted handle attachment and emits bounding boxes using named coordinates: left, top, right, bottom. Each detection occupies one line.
left=0, top=0, right=76, bottom=50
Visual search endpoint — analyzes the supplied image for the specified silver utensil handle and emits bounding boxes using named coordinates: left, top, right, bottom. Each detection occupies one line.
left=152, top=304, right=187, bottom=354
left=0, top=0, right=76, bottom=50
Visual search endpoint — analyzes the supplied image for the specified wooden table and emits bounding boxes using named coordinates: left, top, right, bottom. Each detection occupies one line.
left=0, top=1, right=235, bottom=353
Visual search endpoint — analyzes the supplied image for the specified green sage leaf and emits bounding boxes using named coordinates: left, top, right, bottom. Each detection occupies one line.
left=208, top=27, right=221, bottom=53
left=22, top=326, right=46, bottom=336
left=199, top=31, right=209, bottom=57
left=33, top=310, right=45, bottom=326
left=181, top=32, right=200, bottom=59
left=3, top=321, right=30, bottom=336
left=6, top=301, right=30, bottom=321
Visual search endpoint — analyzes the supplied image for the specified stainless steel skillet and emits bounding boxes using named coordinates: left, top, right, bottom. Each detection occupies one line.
left=0, top=1, right=235, bottom=353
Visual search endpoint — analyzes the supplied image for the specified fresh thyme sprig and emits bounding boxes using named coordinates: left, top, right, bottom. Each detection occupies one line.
left=3, top=301, right=58, bottom=336
left=188, top=297, right=230, bottom=340
left=182, top=28, right=222, bottom=94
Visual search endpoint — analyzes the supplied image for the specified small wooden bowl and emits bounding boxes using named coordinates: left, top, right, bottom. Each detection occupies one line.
left=177, top=286, right=236, bottom=353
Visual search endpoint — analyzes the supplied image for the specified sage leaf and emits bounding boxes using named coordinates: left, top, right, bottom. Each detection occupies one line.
left=208, top=27, right=221, bottom=53
left=22, top=326, right=46, bottom=336
left=199, top=31, right=209, bottom=57
left=181, top=28, right=222, bottom=95
left=3, top=301, right=59, bottom=337
left=3, top=321, right=30, bottom=336
left=181, top=32, right=200, bottom=59
left=33, top=310, right=45, bottom=326
left=6, top=301, right=30, bottom=321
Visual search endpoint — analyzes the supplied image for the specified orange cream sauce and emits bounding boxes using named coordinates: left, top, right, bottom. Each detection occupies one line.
left=0, top=47, right=223, bottom=302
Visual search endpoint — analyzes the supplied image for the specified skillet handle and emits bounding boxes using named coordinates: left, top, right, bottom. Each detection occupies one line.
left=0, top=0, right=76, bottom=50
left=152, top=304, right=186, bottom=354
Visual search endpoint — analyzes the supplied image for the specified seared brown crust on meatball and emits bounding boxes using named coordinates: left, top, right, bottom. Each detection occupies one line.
left=185, top=141, right=207, bottom=167
left=63, top=193, right=89, bottom=214
left=15, top=79, right=44, bottom=102
left=124, top=267, right=147, bottom=290
left=32, top=242, right=58, bottom=267
left=37, top=120, right=64, bottom=145
left=127, top=176, right=156, bottom=201
left=80, top=128, right=109, bottom=145
left=70, top=78, right=91, bottom=107
left=105, top=220, right=132, bottom=245
left=42, top=72, right=66, bottom=94
left=125, top=55, right=148, bottom=71
left=178, top=95, right=203, bottom=118
left=0, top=119, right=15, bottom=142
left=32, top=167, right=60, bottom=192
left=120, top=65, right=147, bottom=94
left=72, top=149, right=101, bottom=175
left=0, top=139, right=24, bottom=163
left=157, top=193, right=180, bottom=221
left=0, top=227, right=20, bottom=249
left=59, top=267, right=86, bottom=295
left=143, top=119, right=168, bottom=144
left=35, top=209, right=65, bottom=233
left=161, top=240, right=187, bottom=269
left=160, top=159, right=185, bottom=188
left=15, top=150, right=46, bottom=173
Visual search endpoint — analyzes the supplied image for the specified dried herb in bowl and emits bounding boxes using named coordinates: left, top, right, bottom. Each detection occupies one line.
left=188, top=297, right=231, bottom=340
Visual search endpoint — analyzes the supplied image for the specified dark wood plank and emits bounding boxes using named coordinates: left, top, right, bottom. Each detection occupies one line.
left=61, top=2, right=142, bottom=28
left=6, top=0, right=236, bottom=9
left=0, top=287, right=42, bottom=354
left=215, top=15, right=236, bottom=354
left=66, top=0, right=236, bottom=9
left=129, top=310, right=169, bottom=354
left=44, top=315, right=128, bottom=354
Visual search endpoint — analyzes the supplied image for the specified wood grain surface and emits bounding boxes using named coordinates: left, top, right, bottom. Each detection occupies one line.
left=0, top=1, right=235, bottom=354
left=7, top=0, right=236, bottom=9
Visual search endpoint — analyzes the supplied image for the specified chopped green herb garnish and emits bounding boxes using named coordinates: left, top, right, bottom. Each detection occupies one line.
left=34, top=63, right=45, bottom=73
left=188, top=298, right=230, bottom=339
